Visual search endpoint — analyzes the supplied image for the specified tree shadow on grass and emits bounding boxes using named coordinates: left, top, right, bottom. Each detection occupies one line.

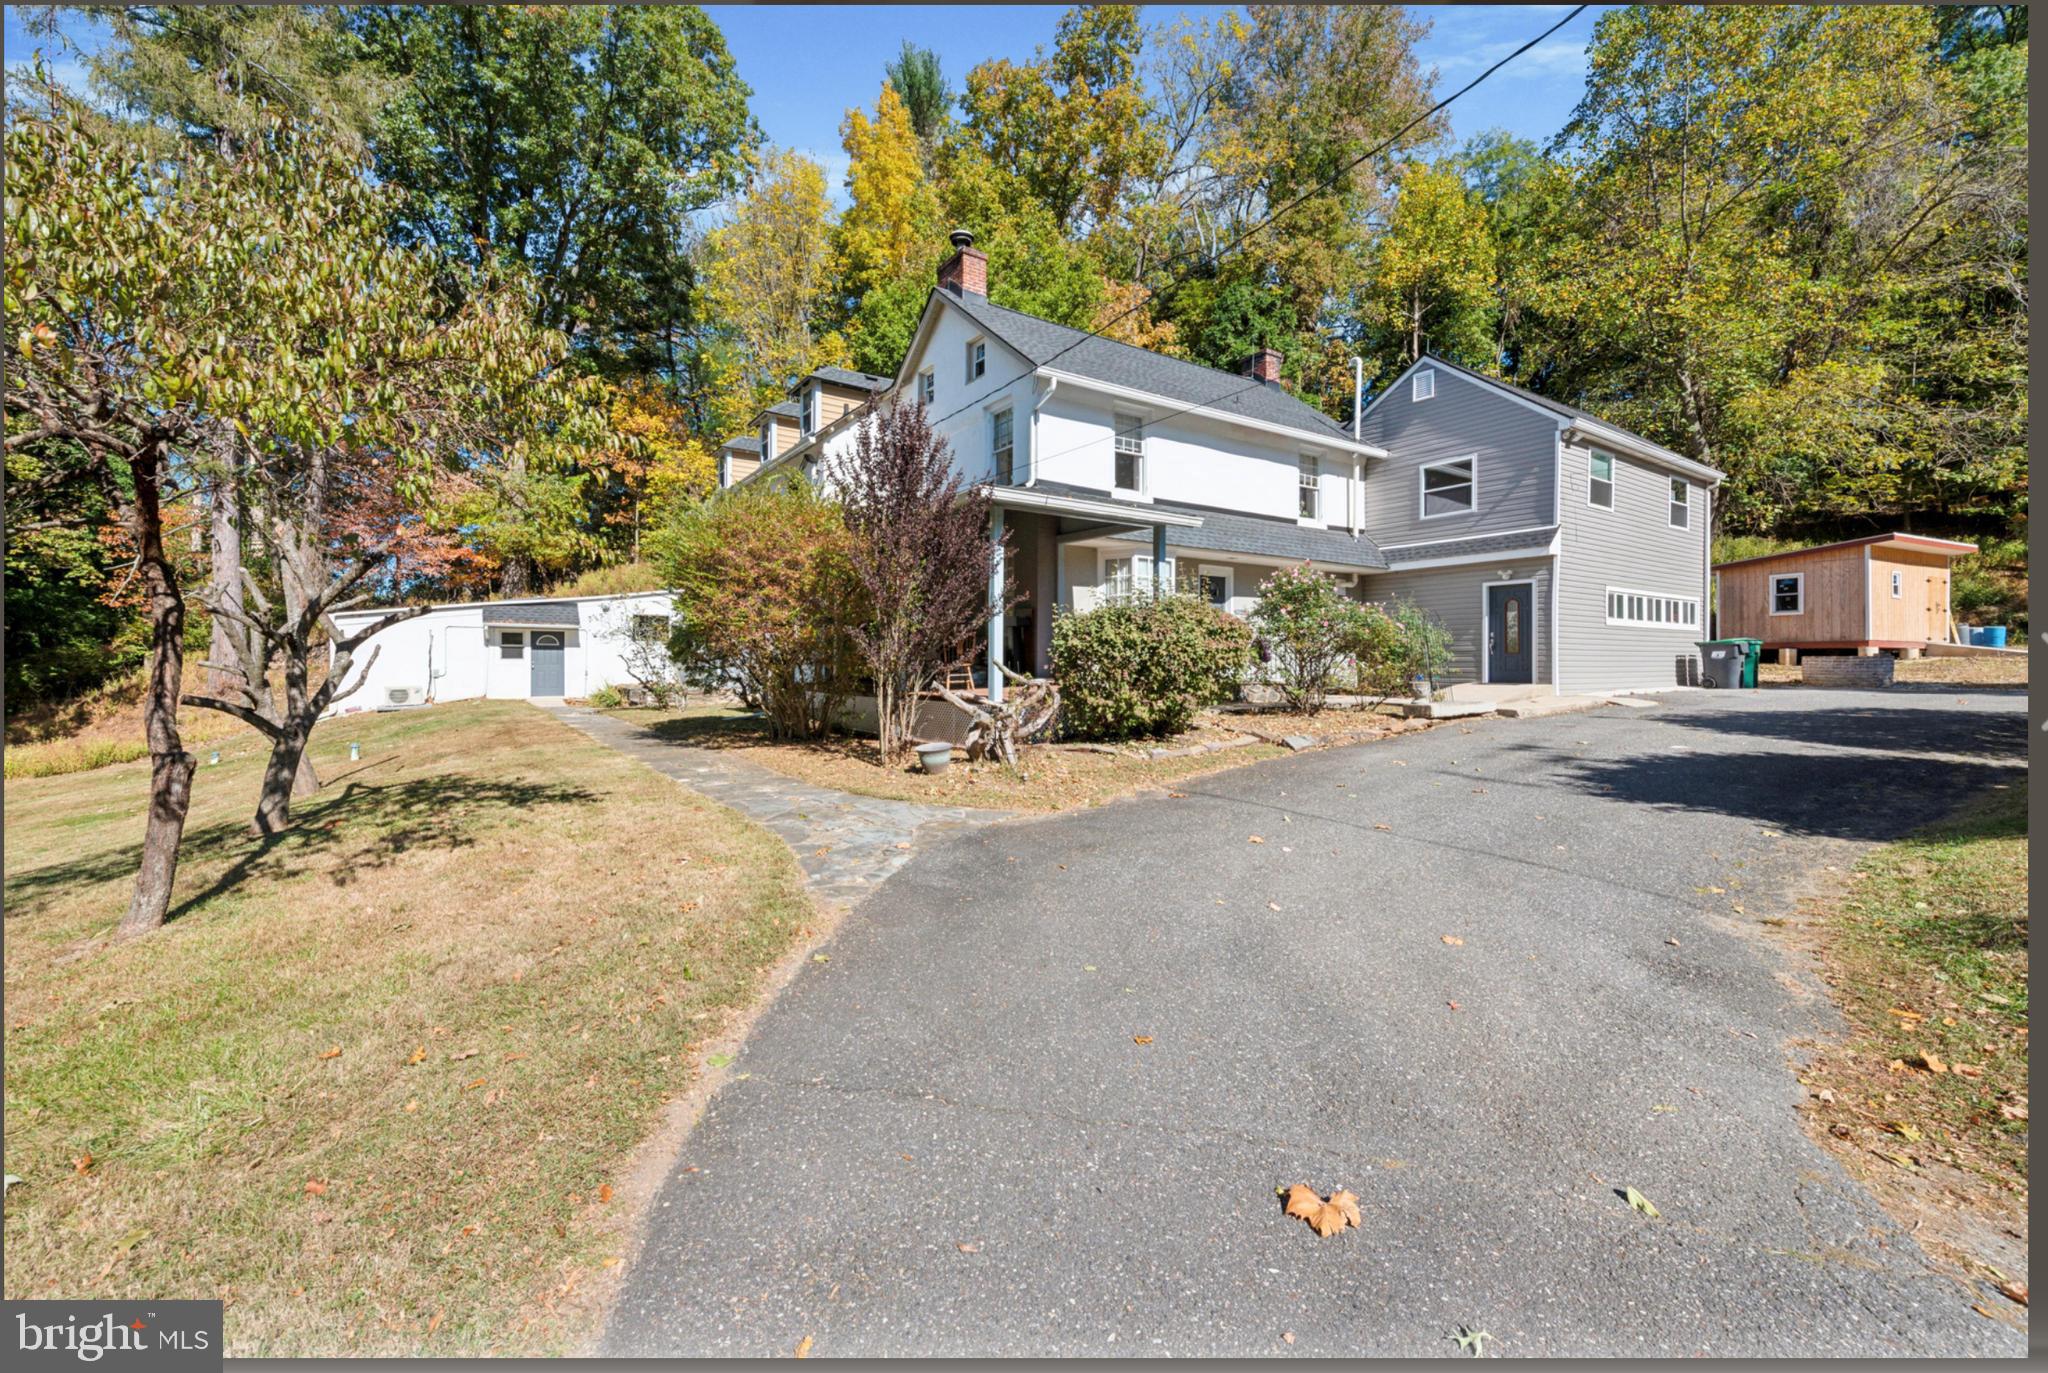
left=3, top=773, right=599, bottom=924
left=636, top=711, right=779, bottom=752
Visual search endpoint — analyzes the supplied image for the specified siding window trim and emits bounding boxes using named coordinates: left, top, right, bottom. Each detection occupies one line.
left=1891, top=569, right=1904, bottom=599
left=1668, top=477, right=1691, bottom=529
left=1113, top=411, right=1146, bottom=495
left=1605, top=586, right=1701, bottom=631
left=1418, top=454, right=1478, bottom=520
left=1588, top=447, right=1616, bottom=510
left=1770, top=572, right=1805, bottom=616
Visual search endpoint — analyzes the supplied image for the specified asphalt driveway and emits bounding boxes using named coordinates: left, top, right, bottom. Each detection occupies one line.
left=603, top=686, right=2028, bottom=1357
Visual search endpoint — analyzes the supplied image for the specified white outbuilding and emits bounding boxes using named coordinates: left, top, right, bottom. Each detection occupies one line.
left=323, top=590, right=678, bottom=714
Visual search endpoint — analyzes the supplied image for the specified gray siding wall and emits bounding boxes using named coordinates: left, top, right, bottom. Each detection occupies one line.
left=1556, top=440, right=1713, bottom=691
left=1360, top=559, right=1554, bottom=684
left=1356, top=364, right=1561, bottom=549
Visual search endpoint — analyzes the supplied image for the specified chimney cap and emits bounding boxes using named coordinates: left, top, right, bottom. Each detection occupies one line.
left=949, top=228, right=976, bottom=250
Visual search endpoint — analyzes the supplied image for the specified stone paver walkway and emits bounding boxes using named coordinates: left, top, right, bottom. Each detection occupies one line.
left=547, top=705, right=1002, bottom=909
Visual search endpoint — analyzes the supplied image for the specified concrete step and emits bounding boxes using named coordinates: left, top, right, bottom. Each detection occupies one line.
left=1494, top=695, right=1606, bottom=719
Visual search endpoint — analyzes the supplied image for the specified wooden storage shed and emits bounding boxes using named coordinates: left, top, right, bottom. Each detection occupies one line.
left=1713, top=534, right=1978, bottom=655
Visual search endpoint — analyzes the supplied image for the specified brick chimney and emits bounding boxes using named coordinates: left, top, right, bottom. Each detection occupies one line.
left=936, top=228, right=987, bottom=297
left=1242, top=347, right=1283, bottom=385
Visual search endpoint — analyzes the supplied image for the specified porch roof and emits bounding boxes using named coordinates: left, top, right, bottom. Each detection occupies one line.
left=983, top=482, right=1205, bottom=528
left=1042, top=484, right=1390, bottom=572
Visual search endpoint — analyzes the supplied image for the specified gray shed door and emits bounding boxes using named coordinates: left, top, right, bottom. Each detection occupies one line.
left=530, top=632, right=565, bottom=696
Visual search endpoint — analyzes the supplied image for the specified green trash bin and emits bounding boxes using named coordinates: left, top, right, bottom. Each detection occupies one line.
left=1732, top=638, right=1762, bottom=688
left=1696, top=638, right=1756, bottom=690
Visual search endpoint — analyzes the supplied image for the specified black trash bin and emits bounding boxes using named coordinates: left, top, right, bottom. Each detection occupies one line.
left=1695, top=638, right=1753, bottom=690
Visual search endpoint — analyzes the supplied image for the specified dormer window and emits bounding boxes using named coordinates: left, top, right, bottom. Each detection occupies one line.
left=800, top=386, right=820, bottom=436
left=967, top=338, right=986, bottom=383
left=760, top=420, right=774, bottom=458
left=1412, top=369, right=1435, bottom=402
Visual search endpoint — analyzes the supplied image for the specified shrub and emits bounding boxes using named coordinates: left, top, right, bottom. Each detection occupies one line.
left=653, top=482, right=866, bottom=740
left=1249, top=563, right=1369, bottom=713
left=4, top=738, right=150, bottom=779
left=1350, top=598, right=1455, bottom=700
left=1051, top=594, right=1253, bottom=740
left=586, top=683, right=625, bottom=709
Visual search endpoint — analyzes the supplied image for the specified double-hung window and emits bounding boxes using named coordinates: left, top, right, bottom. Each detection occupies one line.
left=991, top=407, right=1015, bottom=484
left=1102, top=554, right=1155, bottom=603
left=1298, top=455, right=1322, bottom=521
left=800, top=386, right=820, bottom=436
left=966, top=338, right=986, bottom=383
left=1771, top=573, right=1804, bottom=615
left=1588, top=448, right=1615, bottom=509
left=1668, top=478, right=1690, bottom=529
left=917, top=369, right=935, bottom=406
left=1420, top=456, right=1475, bottom=518
left=1113, top=413, right=1145, bottom=492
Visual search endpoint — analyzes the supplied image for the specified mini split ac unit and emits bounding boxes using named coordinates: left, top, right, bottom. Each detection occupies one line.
left=380, top=685, right=428, bottom=709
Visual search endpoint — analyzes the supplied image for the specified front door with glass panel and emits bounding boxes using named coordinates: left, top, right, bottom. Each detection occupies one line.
left=1486, top=583, right=1532, bottom=684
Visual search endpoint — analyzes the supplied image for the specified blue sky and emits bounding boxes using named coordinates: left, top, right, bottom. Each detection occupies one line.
left=5, top=4, right=1608, bottom=203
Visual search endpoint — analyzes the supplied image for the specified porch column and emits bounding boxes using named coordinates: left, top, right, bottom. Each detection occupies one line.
left=1152, top=522, right=1169, bottom=596
left=988, top=505, right=1006, bottom=704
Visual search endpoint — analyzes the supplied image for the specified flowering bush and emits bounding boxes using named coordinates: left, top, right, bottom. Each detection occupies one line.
left=1249, top=563, right=1369, bottom=713
left=1348, top=598, right=1455, bottom=701
left=1051, top=594, right=1254, bottom=739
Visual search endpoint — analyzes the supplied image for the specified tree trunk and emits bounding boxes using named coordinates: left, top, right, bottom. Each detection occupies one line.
left=252, top=721, right=312, bottom=837
left=117, top=441, right=195, bottom=939
left=500, top=555, right=532, bottom=597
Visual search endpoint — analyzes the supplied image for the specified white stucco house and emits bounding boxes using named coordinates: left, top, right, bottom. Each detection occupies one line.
left=323, top=590, right=677, bottom=715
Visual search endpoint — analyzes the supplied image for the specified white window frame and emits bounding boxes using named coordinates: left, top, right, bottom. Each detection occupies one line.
left=800, top=385, right=820, bottom=436
left=1587, top=447, right=1615, bottom=510
left=990, top=406, right=1016, bottom=485
left=1418, top=454, right=1477, bottom=520
left=1478, top=577, right=1538, bottom=684
left=1769, top=572, right=1805, bottom=616
left=1412, top=369, right=1435, bottom=402
left=499, top=630, right=526, bottom=659
left=1113, top=412, right=1146, bottom=495
left=1890, top=569, right=1903, bottom=599
left=1603, top=587, right=1700, bottom=630
left=966, top=337, right=986, bottom=383
left=1098, top=550, right=1166, bottom=603
left=917, top=368, right=935, bottom=406
left=1197, top=563, right=1233, bottom=612
left=1668, top=477, right=1691, bottom=529
left=760, top=420, right=774, bottom=458
left=1298, top=453, right=1322, bottom=524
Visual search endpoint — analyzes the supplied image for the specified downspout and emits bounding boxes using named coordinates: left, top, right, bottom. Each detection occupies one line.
left=1027, top=375, right=1057, bottom=487
left=1349, top=356, right=1365, bottom=537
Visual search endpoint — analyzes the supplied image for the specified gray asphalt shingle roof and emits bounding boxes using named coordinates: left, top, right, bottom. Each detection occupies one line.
left=481, top=601, right=581, bottom=626
left=946, top=291, right=1358, bottom=445
left=1380, top=526, right=1558, bottom=566
left=1413, top=355, right=1721, bottom=480
left=720, top=435, right=761, bottom=454
left=1022, top=481, right=1389, bottom=570
left=807, top=365, right=892, bottom=392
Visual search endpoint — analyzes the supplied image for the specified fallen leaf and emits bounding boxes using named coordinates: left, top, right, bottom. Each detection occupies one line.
left=956, top=1242, right=980, bottom=1253
left=427, top=1310, right=444, bottom=1335
left=1454, top=1328, right=1495, bottom=1357
left=1997, top=1101, right=2027, bottom=1121
left=705, top=1053, right=732, bottom=1068
left=73, top=1152, right=92, bottom=1174
left=304, top=1179, right=328, bottom=1196
left=407, top=1045, right=427, bottom=1066
left=794, top=1334, right=813, bottom=1358
left=1998, top=1280, right=2027, bottom=1307
left=318, top=1046, right=342, bottom=1060
left=598, top=1184, right=613, bottom=1203
left=1872, top=1149, right=1917, bottom=1169
left=812, top=954, right=831, bottom=963
left=1372, top=822, right=1392, bottom=832
left=1441, top=935, right=1464, bottom=946
left=1133, top=1035, right=1153, bottom=1045
left=1446, top=1001, right=1461, bottom=1011
left=1886, top=1122, right=1922, bottom=1142
left=1953, top=1064, right=1984, bottom=1079
left=449, top=1049, right=479, bottom=1061
left=1267, top=902, right=1282, bottom=912
left=1282, top=1183, right=1361, bottom=1237
left=403, top=1099, right=419, bottom=1113
left=1248, top=835, right=1266, bottom=844
left=1281, top=1331, right=1295, bottom=1345
left=1911, top=1051, right=1948, bottom=1074
left=114, top=1227, right=149, bottom=1252
left=1623, top=1186, right=1659, bottom=1218
left=1666, top=938, right=1681, bottom=947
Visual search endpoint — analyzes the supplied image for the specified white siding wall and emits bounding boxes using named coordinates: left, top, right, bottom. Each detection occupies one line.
left=324, top=591, right=677, bottom=714
left=896, top=304, right=1040, bottom=487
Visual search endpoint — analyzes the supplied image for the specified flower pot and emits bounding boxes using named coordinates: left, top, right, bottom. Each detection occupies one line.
left=915, top=741, right=955, bottom=775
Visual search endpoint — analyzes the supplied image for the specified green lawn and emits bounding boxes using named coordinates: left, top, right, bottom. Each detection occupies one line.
left=1801, top=783, right=2028, bottom=1214
left=3, top=700, right=811, bottom=1354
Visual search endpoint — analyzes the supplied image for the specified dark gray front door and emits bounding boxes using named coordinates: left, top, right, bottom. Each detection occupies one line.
left=531, top=631, right=565, bottom=696
left=1487, top=583, right=1532, bottom=684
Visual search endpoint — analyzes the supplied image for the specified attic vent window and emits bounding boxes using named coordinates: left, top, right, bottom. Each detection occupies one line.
left=1412, top=369, right=1435, bottom=402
